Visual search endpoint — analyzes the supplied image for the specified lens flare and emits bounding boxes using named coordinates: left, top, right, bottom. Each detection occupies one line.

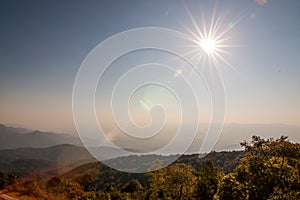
left=256, top=0, right=267, bottom=6
left=139, top=99, right=151, bottom=111
left=228, top=22, right=235, bottom=29
left=174, top=69, right=183, bottom=77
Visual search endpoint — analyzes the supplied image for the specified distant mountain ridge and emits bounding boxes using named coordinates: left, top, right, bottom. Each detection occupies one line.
left=1, top=123, right=299, bottom=151
left=0, top=124, right=32, bottom=134
left=0, top=124, right=82, bottom=149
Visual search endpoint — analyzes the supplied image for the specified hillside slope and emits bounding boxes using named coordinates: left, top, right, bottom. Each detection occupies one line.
left=0, top=144, right=96, bottom=177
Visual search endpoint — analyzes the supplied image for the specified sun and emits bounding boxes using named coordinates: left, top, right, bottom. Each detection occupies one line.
left=200, top=38, right=217, bottom=54
left=182, top=5, right=238, bottom=71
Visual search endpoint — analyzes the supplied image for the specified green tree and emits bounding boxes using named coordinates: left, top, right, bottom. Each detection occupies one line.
left=215, top=173, right=246, bottom=200
left=195, top=160, right=224, bottom=200
left=215, top=136, right=300, bottom=200
left=147, top=163, right=197, bottom=199
left=75, top=173, right=95, bottom=191
left=46, top=176, right=84, bottom=200
left=121, top=179, right=143, bottom=193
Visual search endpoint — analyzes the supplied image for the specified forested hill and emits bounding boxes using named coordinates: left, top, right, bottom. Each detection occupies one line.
left=174, top=150, right=246, bottom=173
left=62, top=150, right=246, bottom=189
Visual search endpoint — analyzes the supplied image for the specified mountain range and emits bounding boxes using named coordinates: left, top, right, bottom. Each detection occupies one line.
left=0, top=123, right=299, bottom=179
left=1, top=123, right=299, bottom=151
left=0, top=124, right=81, bottom=149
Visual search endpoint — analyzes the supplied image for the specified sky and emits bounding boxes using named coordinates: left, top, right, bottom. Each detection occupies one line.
left=1, top=0, right=300, bottom=134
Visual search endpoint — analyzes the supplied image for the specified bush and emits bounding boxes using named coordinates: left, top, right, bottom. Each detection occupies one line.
left=46, top=176, right=84, bottom=200
left=6, top=178, right=48, bottom=199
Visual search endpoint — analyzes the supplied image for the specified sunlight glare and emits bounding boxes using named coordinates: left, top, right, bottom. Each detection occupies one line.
left=200, top=38, right=216, bottom=54
left=182, top=4, right=238, bottom=72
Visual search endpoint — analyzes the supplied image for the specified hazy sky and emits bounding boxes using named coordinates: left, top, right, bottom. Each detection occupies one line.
left=1, top=0, right=300, bottom=133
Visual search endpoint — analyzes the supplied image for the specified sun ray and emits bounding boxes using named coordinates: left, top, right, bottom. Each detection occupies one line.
left=201, top=12, right=208, bottom=39
left=181, top=23, right=202, bottom=43
left=208, top=1, right=218, bottom=39
left=184, top=5, right=205, bottom=40
left=182, top=3, right=239, bottom=75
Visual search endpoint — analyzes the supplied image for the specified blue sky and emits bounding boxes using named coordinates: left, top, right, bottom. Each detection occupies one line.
left=0, top=0, right=300, bottom=133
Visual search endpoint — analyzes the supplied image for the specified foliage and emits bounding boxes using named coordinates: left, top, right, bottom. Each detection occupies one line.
left=215, top=135, right=300, bottom=200
left=121, top=179, right=144, bottom=193
left=0, top=171, right=17, bottom=189
left=6, top=178, right=49, bottom=199
left=46, top=176, right=84, bottom=199
left=147, top=163, right=197, bottom=199
left=75, top=173, right=96, bottom=191
left=175, top=151, right=246, bottom=173
left=195, top=160, right=224, bottom=200
left=215, top=173, right=247, bottom=200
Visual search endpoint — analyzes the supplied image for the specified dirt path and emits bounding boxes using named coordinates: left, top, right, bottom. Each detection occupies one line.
left=0, top=194, right=19, bottom=200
